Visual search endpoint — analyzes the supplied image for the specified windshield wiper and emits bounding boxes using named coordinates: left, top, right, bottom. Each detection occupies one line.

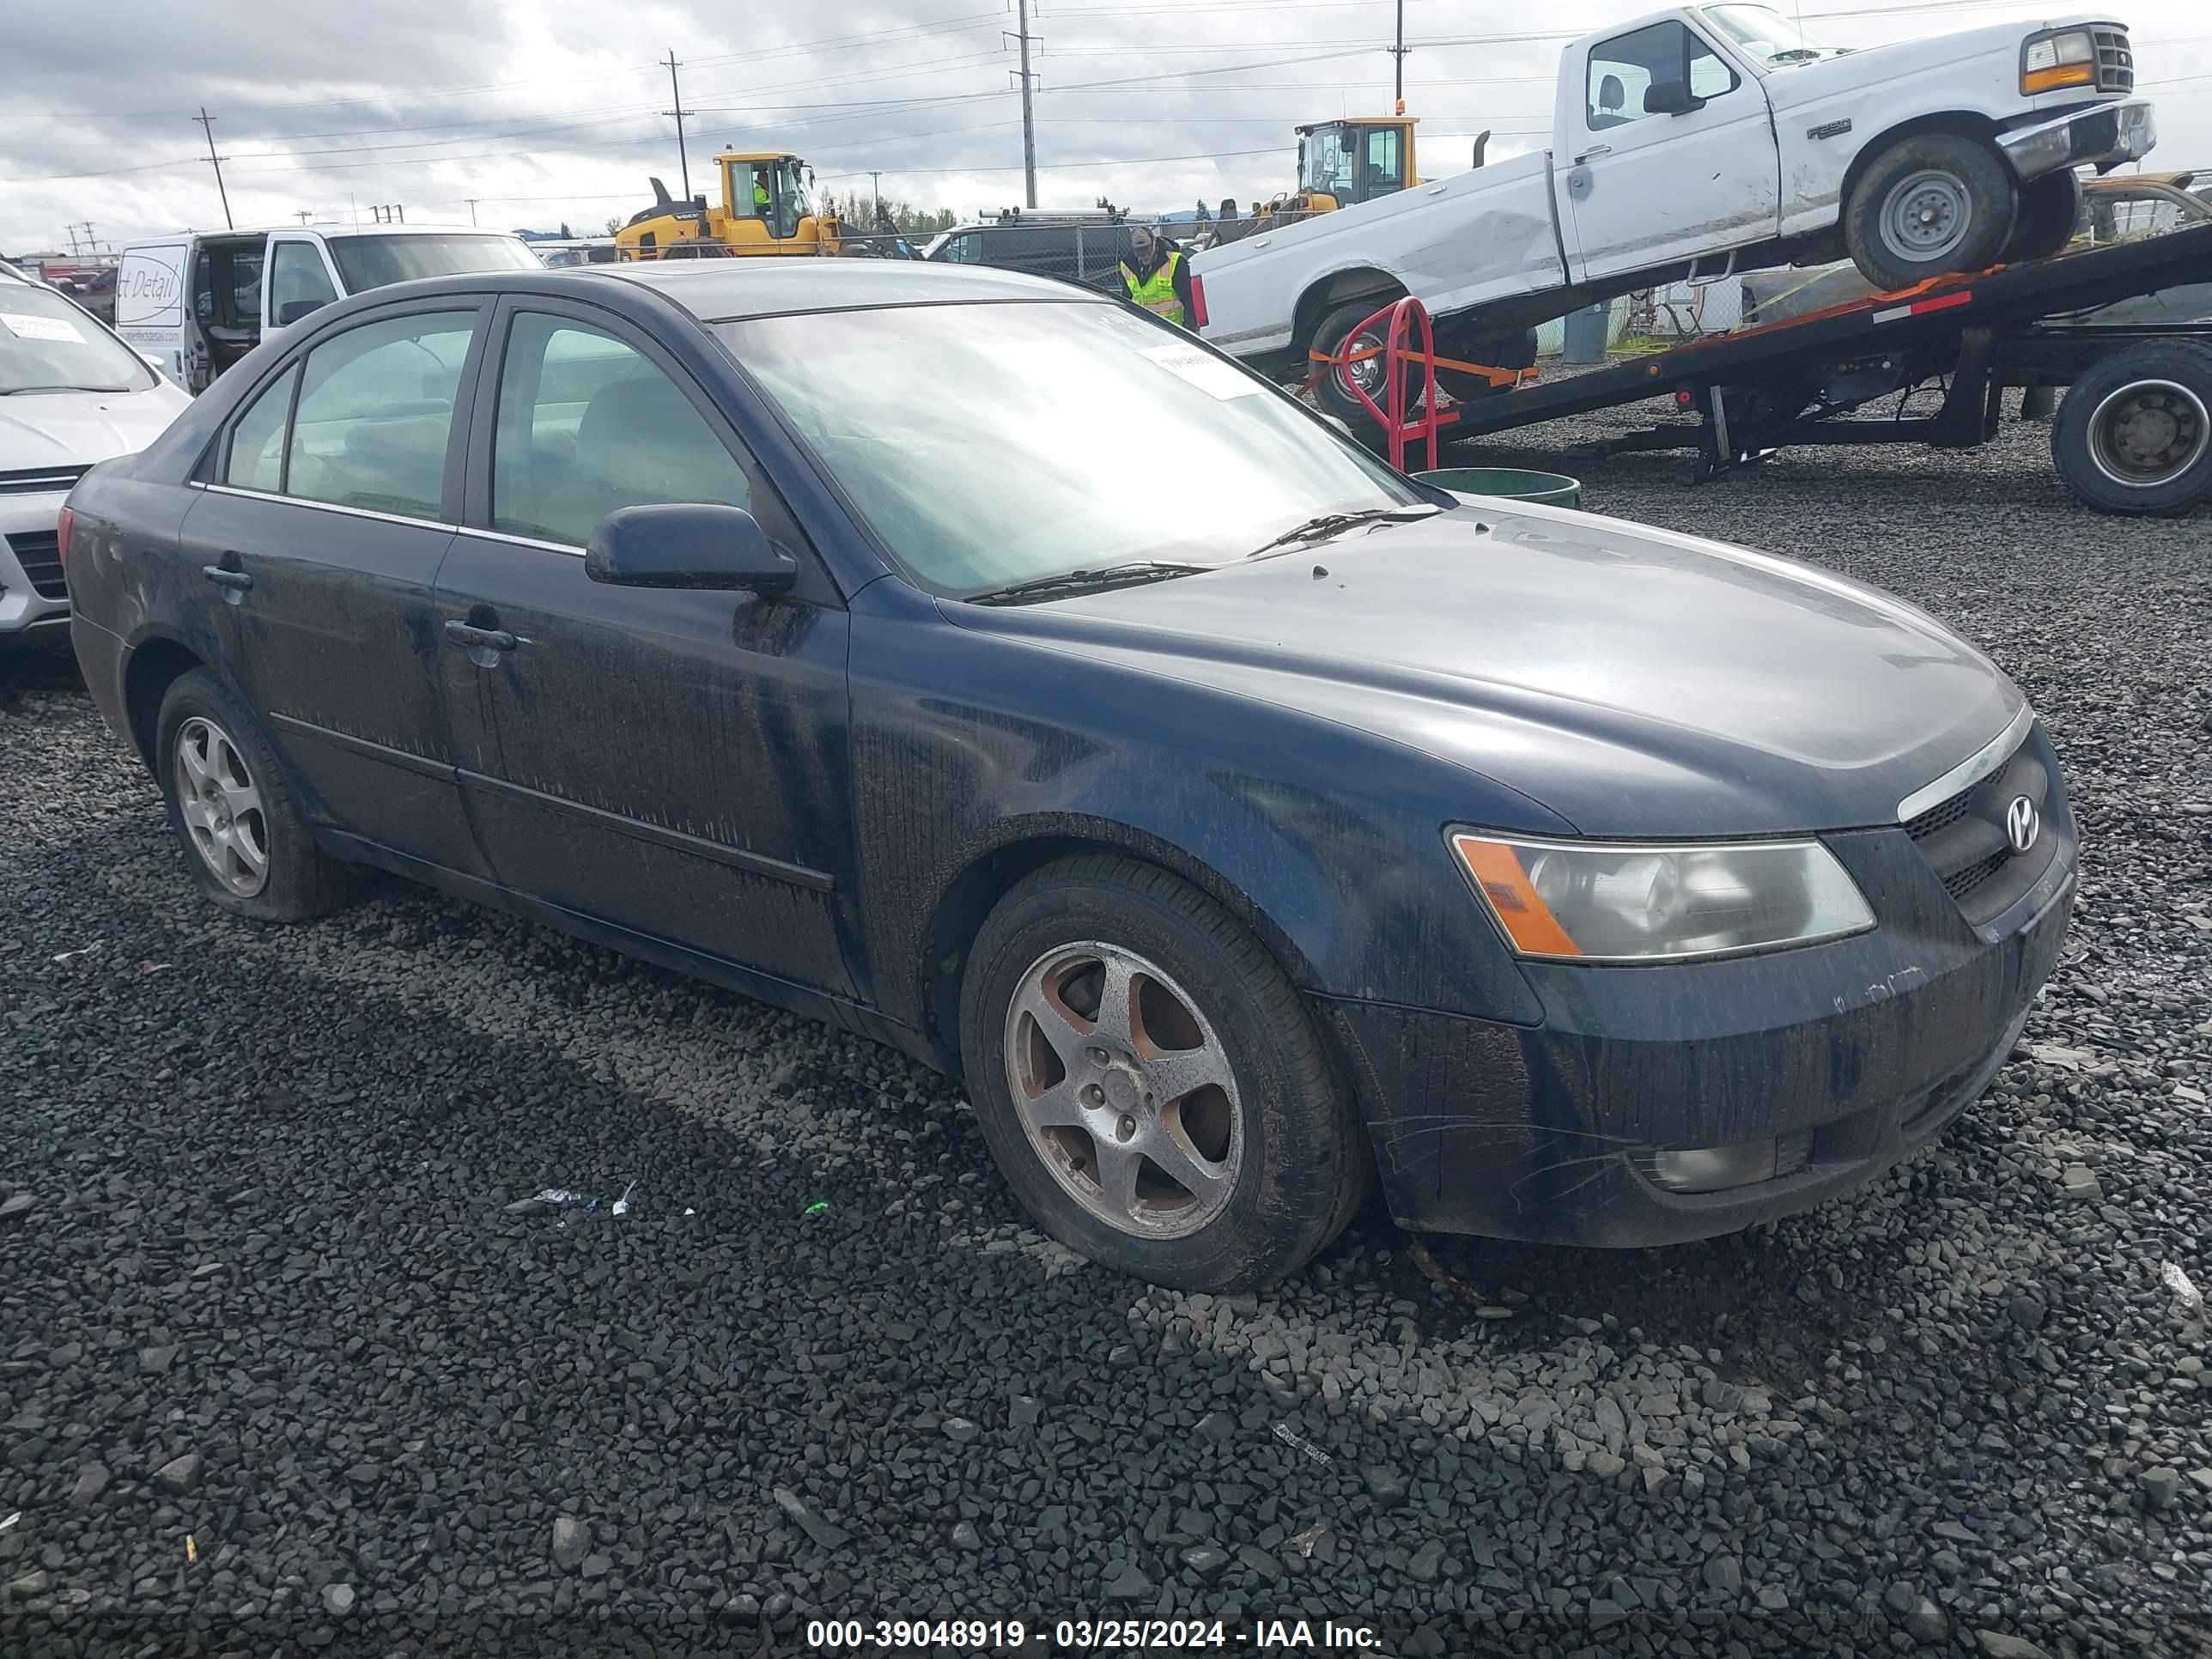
left=1767, top=46, right=1823, bottom=64
left=965, top=561, right=1214, bottom=605
left=0, top=385, right=122, bottom=396
left=1247, top=503, right=1441, bottom=557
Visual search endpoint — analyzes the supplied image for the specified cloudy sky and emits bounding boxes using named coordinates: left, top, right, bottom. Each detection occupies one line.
left=4, top=0, right=2209, bottom=252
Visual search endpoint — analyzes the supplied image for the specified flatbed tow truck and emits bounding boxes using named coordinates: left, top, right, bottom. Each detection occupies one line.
left=1313, top=218, right=2212, bottom=515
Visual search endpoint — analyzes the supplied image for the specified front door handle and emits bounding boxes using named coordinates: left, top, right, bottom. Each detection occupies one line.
left=444, top=619, right=517, bottom=653
left=1573, top=144, right=1613, bottom=164
left=202, top=564, right=252, bottom=591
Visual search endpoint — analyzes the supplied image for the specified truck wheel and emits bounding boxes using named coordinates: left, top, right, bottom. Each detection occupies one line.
left=1844, top=134, right=2016, bottom=291
left=1311, top=298, right=1403, bottom=433
left=2051, top=340, right=2212, bottom=515
left=2002, top=169, right=2081, bottom=264
left=1431, top=325, right=1539, bottom=404
left=958, top=854, right=1370, bottom=1291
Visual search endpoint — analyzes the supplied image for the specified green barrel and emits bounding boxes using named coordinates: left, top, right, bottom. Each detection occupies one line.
left=1413, top=466, right=1582, bottom=508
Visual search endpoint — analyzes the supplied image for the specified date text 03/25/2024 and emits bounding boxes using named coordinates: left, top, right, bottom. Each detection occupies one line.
left=805, top=1618, right=1384, bottom=1650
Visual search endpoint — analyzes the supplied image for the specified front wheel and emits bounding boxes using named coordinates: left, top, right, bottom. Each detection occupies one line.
left=958, top=855, right=1369, bottom=1290
left=2051, top=339, right=2212, bottom=515
left=2002, top=169, right=2081, bottom=264
left=1844, top=134, right=2016, bottom=291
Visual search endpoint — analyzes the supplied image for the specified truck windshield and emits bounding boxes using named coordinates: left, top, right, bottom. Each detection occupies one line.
left=0, top=281, right=153, bottom=394
left=717, top=301, right=1422, bottom=600
left=1703, top=5, right=1832, bottom=65
left=325, top=234, right=541, bottom=292
left=1297, top=131, right=1358, bottom=199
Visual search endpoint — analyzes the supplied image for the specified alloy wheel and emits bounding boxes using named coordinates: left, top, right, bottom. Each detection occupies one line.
left=174, top=716, right=270, bottom=897
left=1001, top=942, right=1243, bottom=1239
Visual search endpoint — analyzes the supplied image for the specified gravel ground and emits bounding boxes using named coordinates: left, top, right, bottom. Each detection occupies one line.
left=3, top=404, right=2210, bottom=1659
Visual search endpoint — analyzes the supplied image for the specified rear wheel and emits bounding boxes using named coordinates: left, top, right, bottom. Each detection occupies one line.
left=1310, top=298, right=1403, bottom=434
left=1844, top=134, right=2016, bottom=291
left=2002, top=169, right=2081, bottom=264
left=155, top=669, right=361, bottom=922
left=958, top=855, right=1369, bottom=1290
left=2051, top=339, right=2212, bottom=515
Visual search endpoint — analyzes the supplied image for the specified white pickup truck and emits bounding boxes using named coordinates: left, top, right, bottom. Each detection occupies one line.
left=1192, top=3, right=2154, bottom=411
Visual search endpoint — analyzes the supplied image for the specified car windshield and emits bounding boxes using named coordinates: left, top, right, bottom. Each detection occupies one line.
left=1702, top=4, right=1832, bottom=64
left=0, top=280, right=153, bottom=393
left=718, top=301, right=1423, bottom=599
left=325, top=234, right=543, bottom=292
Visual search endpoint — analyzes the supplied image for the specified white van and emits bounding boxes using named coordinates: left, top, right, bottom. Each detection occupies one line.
left=112, top=223, right=541, bottom=392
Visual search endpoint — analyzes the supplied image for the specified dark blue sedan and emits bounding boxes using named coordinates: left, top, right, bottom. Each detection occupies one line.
left=61, top=259, right=2075, bottom=1290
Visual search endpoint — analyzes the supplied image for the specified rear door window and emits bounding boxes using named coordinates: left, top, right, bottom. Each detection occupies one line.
left=283, top=310, right=477, bottom=520
left=224, top=364, right=298, bottom=491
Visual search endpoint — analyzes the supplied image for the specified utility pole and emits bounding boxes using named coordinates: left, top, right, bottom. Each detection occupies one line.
left=465, top=198, right=481, bottom=226
left=193, top=106, right=233, bottom=229
left=662, top=51, right=692, bottom=201
left=1007, top=0, right=1038, bottom=210
left=869, top=171, right=883, bottom=220
left=293, top=210, right=313, bottom=225
left=1391, top=0, right=1409, bottom=114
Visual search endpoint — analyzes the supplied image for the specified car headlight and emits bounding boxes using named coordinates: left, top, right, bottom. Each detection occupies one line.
left=2022, top=29, right=2096, bottom=95
left=1449, top=832, right=1875, bottom=963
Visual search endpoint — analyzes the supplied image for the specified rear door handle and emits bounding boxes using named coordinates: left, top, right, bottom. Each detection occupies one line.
left=201, top=564, right=252, bottom=591
left=1573, top=144, right=1613, bottom=164
left=444, top=619, right=517, bottom=652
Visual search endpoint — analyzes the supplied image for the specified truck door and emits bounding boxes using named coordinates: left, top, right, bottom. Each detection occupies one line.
left=264, top=237, right=341, bottom=337
left=1560, top=18, right=1779, bottom=284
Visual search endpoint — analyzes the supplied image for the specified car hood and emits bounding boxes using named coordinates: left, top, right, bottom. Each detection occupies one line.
left=1760, top=16, right=2121, bottom=109
left=945, top=502, right=2025, bottom=836
left=0, top=382, right=193, bottom=471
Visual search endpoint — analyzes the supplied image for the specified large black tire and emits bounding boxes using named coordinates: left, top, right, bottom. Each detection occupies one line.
left=1310, top=297, right=1404, bottom=434
left=2002, top=169, right=2082, bottom=264
left=958, top=854, right=1370, bottom=1291
left=1844, top=134, right=2017, bottom=291
left=155, top=668, right=362, bottom=922
left=1431, top=324, right=1540, bottom=404
left=2051, top=339, right=2212, bottom=516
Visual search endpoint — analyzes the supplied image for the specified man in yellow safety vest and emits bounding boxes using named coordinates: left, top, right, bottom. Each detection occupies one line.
left=1119, top=224, right=1194, bottom=329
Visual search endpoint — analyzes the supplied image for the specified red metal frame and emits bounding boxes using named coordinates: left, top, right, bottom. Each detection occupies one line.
left=1330, top=295, right=1453, bottom=471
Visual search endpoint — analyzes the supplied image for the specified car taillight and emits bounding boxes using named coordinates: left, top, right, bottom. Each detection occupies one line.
left=55, top=504, right=76, bottom=568
left=1190, top=273, right=1209, bottom=330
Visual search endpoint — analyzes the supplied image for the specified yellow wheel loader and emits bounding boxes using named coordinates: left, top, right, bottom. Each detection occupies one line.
left=617, top=151, right=850, bottom=259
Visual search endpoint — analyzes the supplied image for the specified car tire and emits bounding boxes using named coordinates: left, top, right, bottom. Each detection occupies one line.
left=958, top=854, right=1370, bottom=1291
left=2051, top=339, right=2212, bottom=515
left=2002, top=169, right=2081, bottom=264
left=1844, top=134, right=2017, bottom=291
left=155, top=668, right=362, bottom=922
left=1311, top=297, right=1405, bottom=437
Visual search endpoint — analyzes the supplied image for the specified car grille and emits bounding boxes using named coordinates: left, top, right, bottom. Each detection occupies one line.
left=1903, top=727, right=2061, bottom=926
left=5, top=530, right=67, bottom=600
left=0, top=465, right=88, bottom=497
left=2093, top=27, right=2134, bottom=93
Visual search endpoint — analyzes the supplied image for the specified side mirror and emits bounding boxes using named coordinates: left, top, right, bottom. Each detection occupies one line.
left=277, top=298, right=328, bottom=325
left=1644, top=81, right=1703, bottom=116
left=585, top=502, right=798, bottom=593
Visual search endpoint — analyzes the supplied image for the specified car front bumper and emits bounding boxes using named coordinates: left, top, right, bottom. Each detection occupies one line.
left=1, top=492, right=71, bottom=636
left=1318, top=823, right=2075, bottom=1249
left=2000, top=97, right=2156, bottom=181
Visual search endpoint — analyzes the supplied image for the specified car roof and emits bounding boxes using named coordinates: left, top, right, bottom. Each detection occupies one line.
left=558, top=258, right=1102, bottom=320
left=123, top=223, right=512, bottom=248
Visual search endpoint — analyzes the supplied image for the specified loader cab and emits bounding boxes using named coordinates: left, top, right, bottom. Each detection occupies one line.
left=722, top=153, right=817, bottom=242
left=1294, top=119, right=1420, bottom=210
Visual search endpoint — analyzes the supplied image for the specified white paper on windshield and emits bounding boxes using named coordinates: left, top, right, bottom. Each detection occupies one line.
left=0, top=311, right=85, bottom=343
left=1139, top=342, right=1262, bottom=400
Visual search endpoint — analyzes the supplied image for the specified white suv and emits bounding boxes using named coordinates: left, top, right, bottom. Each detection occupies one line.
left=1, top=266, right=191, bottom=641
